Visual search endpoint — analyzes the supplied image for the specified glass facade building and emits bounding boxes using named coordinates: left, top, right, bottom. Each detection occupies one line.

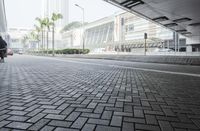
left=62, top=12, right=186, bottom=52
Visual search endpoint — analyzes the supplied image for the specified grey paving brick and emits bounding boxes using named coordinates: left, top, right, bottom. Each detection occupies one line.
left=6, top=122, right=32, bottom=130
left=96, top=125, right=120, bottom=131
left=81, top=112, right=100, bottom=118
left=124, top=117, right=145, bottom=124
left=45, top=114, right=67, bottom=120
left=40, top=125, right=55, bottom=131
left=0, top=115, right=10, bottom=121
left=171, top=122, right=198, bottom=129
left=8, top=106, right=26, bottom=110
left=82, top=124, right=96, bottom=131
left=110, top=116, right=122, bottom=127
left=26, top=108, right=44, bottom=117
left=42, top=109, right=62, bottom=114
left=0, top=121, right=11, bottom=128
left=146, top=114, right=158, bottom=125
left=66, top=112, right=81, bottom=121
left=134, top=109, right=144, bottom=118
left=101, top=110, right=113, bottom=120
left=114, top=111, right=133, bottom=117
left=61, top=107, right=74, bottom=115
left=28, top=119, right=50, bottom=130
left=48, top=120, right=72, bottom=128
left=8, top=111, right=27, bottom=116
left=7, top=116, right=29, bottom=122
left=135, top=123, right=161, bottom=131
left=27, top=113, right=46, bottom=123
left=54, top=127, right=79, bottom=131
left=158, top=121, right=173, bottom=131
left=122, top=122, right=134, bottom=131
left=88, top=118, right=109, bottom=125
left=71, top=117, right=88, bottom=129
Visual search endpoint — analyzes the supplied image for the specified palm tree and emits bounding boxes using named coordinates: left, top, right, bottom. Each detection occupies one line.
left=43, top=17, right=53, bottom=54
left=35, top=17, right=45, bottom=54
left=51, top=13, right=63, bottom=56
left=21, top=35, right=29, bottom=49
left=34, top=24, right=41, bottom=51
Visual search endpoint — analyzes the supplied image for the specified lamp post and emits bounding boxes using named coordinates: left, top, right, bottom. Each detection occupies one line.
left=75, top=4, right=85, bottom=53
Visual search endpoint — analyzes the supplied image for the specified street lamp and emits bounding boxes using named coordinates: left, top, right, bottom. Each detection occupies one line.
left=75, top=4, right=85, bottom=53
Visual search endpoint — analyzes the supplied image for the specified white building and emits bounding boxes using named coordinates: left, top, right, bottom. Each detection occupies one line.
left=41, top=0, right=69, bottom=28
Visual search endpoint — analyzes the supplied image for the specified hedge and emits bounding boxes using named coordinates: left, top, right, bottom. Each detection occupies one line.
left=31, top=48, right=90, bottom=54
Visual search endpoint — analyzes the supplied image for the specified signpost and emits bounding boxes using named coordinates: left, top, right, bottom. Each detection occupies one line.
left=144, top=33, right=147, bottom=56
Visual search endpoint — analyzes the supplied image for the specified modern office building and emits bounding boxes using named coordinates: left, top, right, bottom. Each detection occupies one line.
left=105, top=0, right=200, bottom=52
left=41, top=0, right=69, bottom=27
left=62, top=11, right=186, bottom=53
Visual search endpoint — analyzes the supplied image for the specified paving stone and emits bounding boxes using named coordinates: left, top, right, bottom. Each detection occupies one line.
left=101, top=110, right=113, bottom=120
left=45, top=114, right=67, bottom=120
left=8, top=111, right=27, bottom=116
left=28, top=119, right=50, bottom=130
left=6, top=122, right=32, bottom=130
left=171, top=122, right=198, bottom=129
left=135, top=123, right=161, bottom=131
left=61, top=107, right=74, bottom=115
left=8, top=106, right=26, bottom=110
left=42, top=109, right=62, bottom=114
left=40, top=125, right=55, bottom=131
left=65, top=112, right=81, bottom=121
left=134, top=109, right=144, bottom=118
left=54, top=127, right=79, bottom=131
left=114, top=111, right=133, bottom=117
left=88, top=118, right=109, bottom=125
left=48, top=120, right=72, bottom=127
left=71, top=117, right=88, bottom=129
left=0, top=115, right=11, bottom=121
left=110, top=116, right=122, bottom=127
left=26, top=109, right=44, bottom=117
left=96, top=125, right=120, bottom=131
left=7, top=116, right=29, bottom=122
left=124, top=117, right=145, bottom=124
left=146, top=114, right=158, bottom=125
left=122, top=122, right=134, bottom=131
left=82, top=124, right=96, bottom=131
left=158, top=121, right=173, bottom=131
left=27, top=113, right=46, bottom=123
left=0, top=121, right=11, bottom=128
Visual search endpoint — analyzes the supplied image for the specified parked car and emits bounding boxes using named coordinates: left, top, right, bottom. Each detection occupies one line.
left=7, top=48, right=14, bottom=56
left=18, top=50, right=24, bottom=55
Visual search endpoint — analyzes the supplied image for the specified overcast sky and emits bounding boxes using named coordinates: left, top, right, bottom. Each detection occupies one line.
left=5, top=0, right=122, bottom=28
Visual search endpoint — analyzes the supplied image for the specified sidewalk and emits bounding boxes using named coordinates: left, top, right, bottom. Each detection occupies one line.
left=56, top=54, right=200, bottom=66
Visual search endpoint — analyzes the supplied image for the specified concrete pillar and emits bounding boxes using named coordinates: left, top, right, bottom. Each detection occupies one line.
left=186, top=45, right=192, bottom=52
left=173, top=32, right=179, bottom=52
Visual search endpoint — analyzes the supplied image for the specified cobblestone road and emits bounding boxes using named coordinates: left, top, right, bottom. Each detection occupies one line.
left=0, top=55, right=200, bottom=131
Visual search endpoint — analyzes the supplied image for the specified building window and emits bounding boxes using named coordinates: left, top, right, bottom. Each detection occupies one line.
left=126, top=24, right=134, bottom=33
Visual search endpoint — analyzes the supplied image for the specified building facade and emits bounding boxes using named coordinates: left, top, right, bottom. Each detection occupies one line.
left=62, top=12, right=187, bottom=53
left=41, top=0, right=69, bottom=28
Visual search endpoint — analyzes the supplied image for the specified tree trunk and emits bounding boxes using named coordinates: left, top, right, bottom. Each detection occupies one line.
left=47, top=31, right=49, bottom=55
left=52, top=26, right=55, bottom=57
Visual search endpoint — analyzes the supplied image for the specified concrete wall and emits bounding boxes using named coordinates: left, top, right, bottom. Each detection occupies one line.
left=0, top=0, right=7, bottom=32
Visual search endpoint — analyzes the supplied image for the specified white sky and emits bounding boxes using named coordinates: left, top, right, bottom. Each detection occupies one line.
left=5, top=0, right=122, bottom=28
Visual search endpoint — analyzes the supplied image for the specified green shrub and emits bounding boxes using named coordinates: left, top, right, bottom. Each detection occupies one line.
left=32, top=48, right=90, bottom=55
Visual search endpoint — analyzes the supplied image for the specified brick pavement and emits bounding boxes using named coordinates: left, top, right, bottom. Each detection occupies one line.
left=0, top=56, right=200, bottom=131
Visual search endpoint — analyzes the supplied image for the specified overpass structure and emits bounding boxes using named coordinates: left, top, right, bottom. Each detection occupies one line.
left=0, top=0, right=7, bottom=33
left=105, top=0, right=200, bottom=52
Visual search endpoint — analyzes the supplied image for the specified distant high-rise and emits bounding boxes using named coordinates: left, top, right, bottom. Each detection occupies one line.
left=41, top=0, right=69, bottom=28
